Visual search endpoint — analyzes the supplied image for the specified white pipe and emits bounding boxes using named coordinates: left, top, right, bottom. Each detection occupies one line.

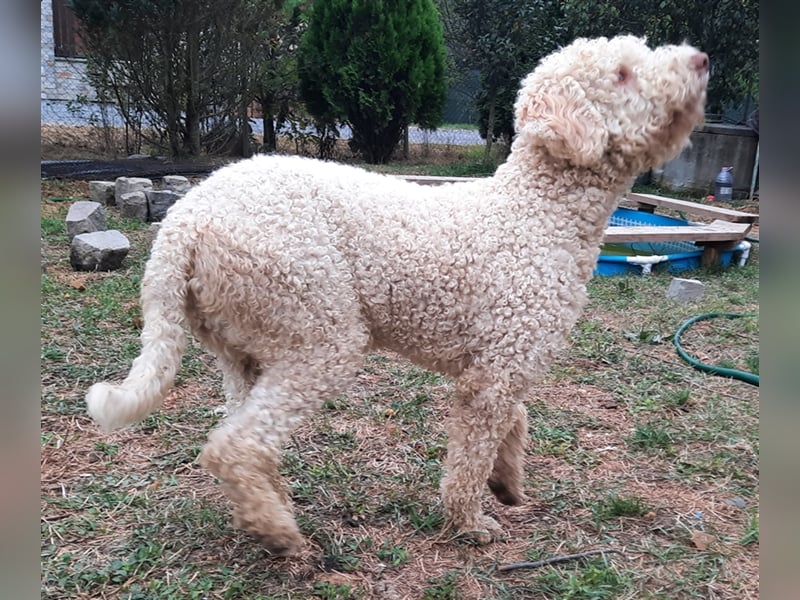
left=749, top=142, right=759, bottom=200
left=736, top=240, right=752, bottom=266
left=625, top=254, right=671, bottom=275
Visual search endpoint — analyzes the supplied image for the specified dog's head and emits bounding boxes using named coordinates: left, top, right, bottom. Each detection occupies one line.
left=514, top=35, right=709, bottom=174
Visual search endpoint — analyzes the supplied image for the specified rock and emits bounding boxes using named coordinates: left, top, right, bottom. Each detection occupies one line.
left=146, top=189, right=182, bottom=221
left=666, top=277, right=705, bottom=302
left=88, top=181, right=117, bottom=205
left=70, top=230, right=130, bottom=271
left=162, top=175, right=191, bottom=194
left=118, top=191, right=148, bottom=220
left=146, top=222, right=161, bottom=246
left=65, top=201, right=107, bottom=240
left=725, top=497, right=746, bottom=509
left=115, top=176, right=153, bottom=206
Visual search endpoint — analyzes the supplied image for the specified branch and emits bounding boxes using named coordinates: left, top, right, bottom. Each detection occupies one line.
left=496, top=549, right=624, bottom=572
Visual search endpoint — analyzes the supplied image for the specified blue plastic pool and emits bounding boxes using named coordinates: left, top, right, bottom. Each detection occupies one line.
left=594, top=207, right=751, bottom=276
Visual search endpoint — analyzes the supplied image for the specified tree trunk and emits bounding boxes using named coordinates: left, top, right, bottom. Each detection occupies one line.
left=239, top=79, right=252, bottom=158
left=484, top=88, right=496, bottom=162
left=184, top=20, right=201, bottom=157
left=260, top=94, right=277, bottom=152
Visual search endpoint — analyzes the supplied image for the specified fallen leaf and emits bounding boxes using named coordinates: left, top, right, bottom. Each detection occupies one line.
left=690, top=530, right=715, bottom=551
left=68, top=275, right=87, bottom=290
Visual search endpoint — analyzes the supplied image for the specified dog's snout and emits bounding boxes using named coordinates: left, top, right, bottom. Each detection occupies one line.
left=691, top=52, right=709, bottom=73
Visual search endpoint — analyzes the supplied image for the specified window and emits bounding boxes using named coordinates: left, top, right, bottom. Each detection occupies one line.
left=52, top=0, right=87, bottom=58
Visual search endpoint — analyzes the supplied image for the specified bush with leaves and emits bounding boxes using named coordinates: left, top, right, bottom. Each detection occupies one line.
left=439, top=0, right=566, bottom=156
left=70, top=0, right=295, bottom=158
left=298, top=0, right=447, bottom=164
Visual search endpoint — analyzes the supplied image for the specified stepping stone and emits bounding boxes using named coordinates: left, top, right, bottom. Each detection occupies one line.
left=65, top=200, right=106, bottom=240
left=162, top=175, right=191, bottom=194
left=118, top=191, right=147, bottom=220
left=70, top=230, right=130, bottom=271
left=115, top=176, right=153, bottom=206
left=88, top=181, right=116, bottom=205
left=666, top=277, right=705, bottom=302
left=146, top=189, right=182, bottom=221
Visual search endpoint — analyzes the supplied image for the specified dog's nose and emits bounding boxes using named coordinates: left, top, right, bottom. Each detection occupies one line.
left=691, top=52, right=709, bottom=73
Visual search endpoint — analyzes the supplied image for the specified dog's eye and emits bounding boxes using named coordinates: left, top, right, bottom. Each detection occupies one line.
left=616, top=65, right=633, bottom=84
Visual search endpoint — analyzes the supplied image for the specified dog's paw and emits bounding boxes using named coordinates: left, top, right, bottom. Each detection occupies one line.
left=233, top=509, right=305, bottom=557
left=254, top=532, right=305, bottom=557
left=456, top=515, right=508, bottom=545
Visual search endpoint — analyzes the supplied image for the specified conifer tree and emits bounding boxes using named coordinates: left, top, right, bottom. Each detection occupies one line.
left=298, top=0, right=447, bottom=164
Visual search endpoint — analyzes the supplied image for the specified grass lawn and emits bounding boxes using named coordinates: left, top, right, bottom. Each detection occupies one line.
left=40, top=174, right=759, bottom=599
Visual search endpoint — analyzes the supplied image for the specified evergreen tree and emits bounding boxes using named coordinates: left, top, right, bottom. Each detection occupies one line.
left=298, top=0, right=447, bottom=164
left=439, top=0, right=565, bottom=156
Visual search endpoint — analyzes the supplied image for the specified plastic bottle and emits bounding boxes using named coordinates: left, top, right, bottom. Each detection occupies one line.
left=714, top=167, right=734, bottom=202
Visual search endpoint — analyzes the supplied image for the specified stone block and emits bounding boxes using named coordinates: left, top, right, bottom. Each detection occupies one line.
left=88, top=180, right=116, bottom=205
left=162, top=175, right=191, bottom=194
left=65, top=200, right=106, bottom=240
left=666, top=277, right=705, bottom=302
left=146, top=189, right=182, bottom=221
left=118, top=191, right=148, bottom=221
left=70, top=230, right=130, bottom=271
left=115, top=176, right=153, bottom=206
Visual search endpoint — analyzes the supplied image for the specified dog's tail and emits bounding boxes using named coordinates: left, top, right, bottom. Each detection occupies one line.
left=86, top=224, right=193, bottom=431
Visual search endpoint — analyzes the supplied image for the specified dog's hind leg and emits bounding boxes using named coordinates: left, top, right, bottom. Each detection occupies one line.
left=199, top=332, right=367, bottom=556
left=441, top=370, right=522, bottom=544
left=199, top=371, right=308, bottom=555
left=487, top=402, right=528, bottom=506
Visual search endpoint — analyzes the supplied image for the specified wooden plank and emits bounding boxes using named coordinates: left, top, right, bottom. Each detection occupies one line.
left=626, top=192, right=758, bottom=223
left=604, top=220, right=751, bottom=243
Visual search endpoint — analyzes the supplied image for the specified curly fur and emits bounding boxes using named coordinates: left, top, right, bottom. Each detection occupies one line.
left=86, top=36, right=708, bottom=555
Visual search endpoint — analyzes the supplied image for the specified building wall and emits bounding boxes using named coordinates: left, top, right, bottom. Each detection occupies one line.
left=41, top=0, right=95, bottom=102
left=654, top=123, right=758, bottom=198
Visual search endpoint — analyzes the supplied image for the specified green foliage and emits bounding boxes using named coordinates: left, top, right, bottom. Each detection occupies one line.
left=740, top=512, right=759, bottom=545
left=592, top=494, right=649, bottom=521
left=69, top=0, right=293, bottom=158
left=534, top=562, right=629, bottom=599
left=422, top=570, right=460, bottom=599
left=561, top=0, right=759, bottom=113
left=441, top=0, right=566, bottom=147
left=627, top=421, right=673, bottom=451
left=376, top=541, right=410, bottom=566
left=298, top=0, right=447, bottom=164
left=251, top=1, right=312, bottom=152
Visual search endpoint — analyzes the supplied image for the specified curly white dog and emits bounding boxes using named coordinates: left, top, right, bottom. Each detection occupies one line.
left=87, top=35, right=708, bottom=555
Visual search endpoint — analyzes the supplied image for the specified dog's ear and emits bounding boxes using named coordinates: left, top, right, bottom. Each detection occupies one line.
left=514, top=75, right=608, bottom=166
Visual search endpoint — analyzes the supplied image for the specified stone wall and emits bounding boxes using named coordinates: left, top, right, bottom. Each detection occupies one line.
left=654, top=123, right=758, bottom=198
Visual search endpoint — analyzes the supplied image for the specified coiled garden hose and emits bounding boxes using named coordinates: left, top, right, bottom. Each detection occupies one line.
left=673, top=312, right=759, bottom=386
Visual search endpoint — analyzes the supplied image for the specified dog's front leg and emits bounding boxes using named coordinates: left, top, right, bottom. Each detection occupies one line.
left=440, top=373, right=521, bottom=544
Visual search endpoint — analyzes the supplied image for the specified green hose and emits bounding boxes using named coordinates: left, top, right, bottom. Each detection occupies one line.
left=673, top=312, right=759, bottom=386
